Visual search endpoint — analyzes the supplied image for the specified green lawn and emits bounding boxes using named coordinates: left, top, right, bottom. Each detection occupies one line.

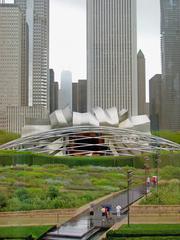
left=0, top=225, right=52, bottom=239
left=107, top=224, right=180, bottom=239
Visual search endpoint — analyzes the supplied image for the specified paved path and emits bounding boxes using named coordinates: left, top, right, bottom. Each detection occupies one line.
left=43, top=185, right=145, bottom=240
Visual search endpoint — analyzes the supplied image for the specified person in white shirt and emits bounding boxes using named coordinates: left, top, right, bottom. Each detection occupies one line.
left=116, top=205, right=122, bottom=217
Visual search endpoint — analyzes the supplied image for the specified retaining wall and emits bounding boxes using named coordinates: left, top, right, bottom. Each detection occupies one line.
left=130, top=204, right=180, bottom=215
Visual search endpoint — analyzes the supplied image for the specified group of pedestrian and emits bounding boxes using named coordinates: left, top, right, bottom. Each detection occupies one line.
left=89, top=203, right=122, bottom=224
left=101, top=206, right=111, bottom=219
left=146, top=176, right=158, bottom=193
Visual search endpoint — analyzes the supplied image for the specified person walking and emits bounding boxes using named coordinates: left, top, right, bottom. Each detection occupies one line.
left=116, top=205, right=122, bottom=217
left=146, top=176, right=151, bottom=193
left=89, top=204, right=94, bottom=227
left=89, top=204, right=94, bottom=216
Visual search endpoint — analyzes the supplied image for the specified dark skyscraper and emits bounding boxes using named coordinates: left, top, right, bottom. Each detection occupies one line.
left=72, top=82, right=78, bottom=112
left=77, top=80, right=87, bottom=113
left=149, top=74, right=162, bottom=131
left=49, top=69, right=59, bottom=113
left=160, top=0, right=180, bottom=130
left=137, top=50, right=146, bottom=115
left=72, top=80, right=87, bottom=113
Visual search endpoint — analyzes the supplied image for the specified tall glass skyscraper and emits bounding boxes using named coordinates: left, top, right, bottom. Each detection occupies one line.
left=160, top=0, right=180, bottom=130
left=87, top=0, right=137, bottom=116
left=14, top=0, right=49, bottom=108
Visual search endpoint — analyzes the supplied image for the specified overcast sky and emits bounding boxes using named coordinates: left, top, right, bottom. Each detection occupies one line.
left=6, top=0, right=161, bottom=100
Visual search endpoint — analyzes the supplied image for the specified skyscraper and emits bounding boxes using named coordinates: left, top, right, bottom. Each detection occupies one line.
left=14, top=0, right=49, bottom=108
left=87, top=0, right=137, bottom=115
left=0, top=4, right=23, bottom=129
left=137, top=50, right=146, bottom=115
left=160, top=0, right=180, bottom=130
left=149, top=74, right=162, bottom=131
left=72, top=82, right=78, bottom=112
left=60, top=71, right=72, bottom=110
left=72, top=80, right=87, bottom=113
left=49, top=69, right=59, bottom=113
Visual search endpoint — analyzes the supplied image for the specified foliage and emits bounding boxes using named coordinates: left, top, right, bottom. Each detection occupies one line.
left=0, top=225, right=52, bottom=238
left=0, top=130, right=20, bottom=145
left=107, top=224, right=180, bottom=239
left=0, top=165, right=136, bottom=211
left=140, top=180, right=180, bottom=205
left=0, top=193, right=7, bottom=208
left=160, top=165, right=180, bottom=180
left=47, top=186, right=59, bottom=199
left=14, top=188, right=30, bottom=201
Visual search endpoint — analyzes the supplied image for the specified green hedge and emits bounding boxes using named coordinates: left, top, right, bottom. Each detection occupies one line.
left=0, top=150, right=144, bottom=168
left=107, top=224, right=180, bottom=239
left=0, top=225, right=52, bottom=239
left=108, top=237, right=180, bottom=240
left=0, top=150, right=179, bottom=168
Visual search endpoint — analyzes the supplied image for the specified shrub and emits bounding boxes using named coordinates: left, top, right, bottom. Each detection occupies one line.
left=0, top=194, right=7, bottom=208
left=14, top=188, right=30, bottom=202
left=46, top=186, right=59, bottom=200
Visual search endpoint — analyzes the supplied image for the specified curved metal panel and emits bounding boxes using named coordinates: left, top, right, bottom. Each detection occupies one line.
left=1, top=126, right=180, bottom=156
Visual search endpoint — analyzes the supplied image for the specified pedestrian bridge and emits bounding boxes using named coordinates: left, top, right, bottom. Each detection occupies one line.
left=41, top=186, right=144, bottom=240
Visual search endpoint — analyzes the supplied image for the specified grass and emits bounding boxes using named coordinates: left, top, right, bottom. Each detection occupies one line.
left=107, top=224, right=180, bottom=239
left=0, top=225, right=52, bottom=239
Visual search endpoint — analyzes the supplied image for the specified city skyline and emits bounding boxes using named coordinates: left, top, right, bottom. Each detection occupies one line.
left=4, top=0, right=161, bottom=102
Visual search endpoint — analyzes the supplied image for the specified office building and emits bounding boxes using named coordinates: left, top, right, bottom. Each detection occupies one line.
left=7, top=105, right=49, bottom=134
left=14, top=0, right=49, bottom=108
left=77, top=80, right=87, bottom=113
left=0, top=4, right=23, bottom=130
left=87, top=0, right=137, bottom=115
left=72, top=82, right=78, bottom=112
left=60, top=71, right=72, bottom=110
left=160, top=0, right=180, bottom=130
left=72, top=80, right=87, bottom=113
left=137, top=50, right=146, bottom=115
left=49, top=69, right=59, bottom=113
left=149, top=74, right=162, bottom=131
